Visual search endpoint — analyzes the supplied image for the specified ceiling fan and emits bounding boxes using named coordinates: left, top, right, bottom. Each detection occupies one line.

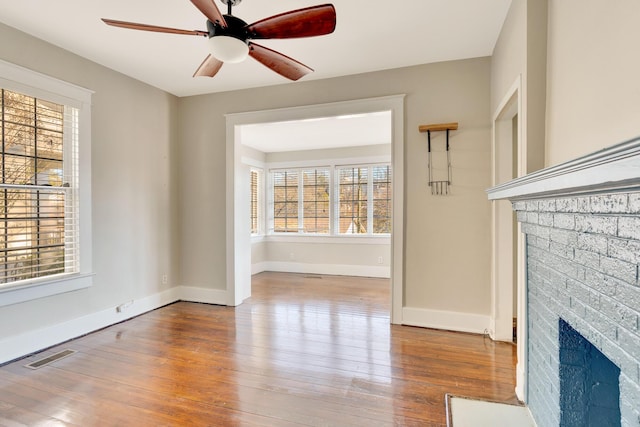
left=102, top=0, right=336, bottom=81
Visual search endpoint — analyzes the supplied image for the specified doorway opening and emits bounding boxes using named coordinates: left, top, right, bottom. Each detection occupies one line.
left=241, top=112, right=393, bottom=292
left=225, top=95, right=405, bottom=324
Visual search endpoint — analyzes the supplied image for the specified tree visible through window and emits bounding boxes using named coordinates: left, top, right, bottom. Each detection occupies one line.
left=339, top=167, right=368, bottom=234
left=302, top=169, right=329, bottom=233
left=372, top=165, right=392, bottom=233
left=273, top=170, right=299, bottom=232
left=0, top=89, right=76, bottom=284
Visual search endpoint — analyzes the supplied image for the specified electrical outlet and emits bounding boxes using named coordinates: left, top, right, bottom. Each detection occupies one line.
left=161, top=274, right=168, bottom=285
left=289, top=253, right=295, bottom=261
left=377, top=256, right=383, bottom=265
left=116, top=300, right=133, bottom=313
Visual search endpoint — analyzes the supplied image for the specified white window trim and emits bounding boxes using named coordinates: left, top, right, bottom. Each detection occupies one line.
left=0, top=59, right=93, bottom=307
left=265, top=234, right=390, bottom=245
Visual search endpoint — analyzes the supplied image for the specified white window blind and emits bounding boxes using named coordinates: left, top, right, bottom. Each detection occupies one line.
left=0, top=89, right=79, bottom=285
left=302, top=168, right=330, bottom=234
left=250, top=168, right=263, bottom=235
left=372, top=165, right=392, bottom=234
left=338, top=166, right=369, bottom=234
left=272, top=169, right=299, bottom=233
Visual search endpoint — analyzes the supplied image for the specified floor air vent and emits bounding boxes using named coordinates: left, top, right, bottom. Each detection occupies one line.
left=24, top=349, right=76, bottom=370
left=303, top=275, right=323, bottom=279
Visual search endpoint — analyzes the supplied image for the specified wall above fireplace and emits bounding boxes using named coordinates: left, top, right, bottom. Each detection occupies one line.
left=488, top=137, right=640, bottom=427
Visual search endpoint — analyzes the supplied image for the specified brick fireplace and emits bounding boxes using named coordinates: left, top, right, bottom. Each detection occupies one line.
left=488, top=138, right=640, bottom=427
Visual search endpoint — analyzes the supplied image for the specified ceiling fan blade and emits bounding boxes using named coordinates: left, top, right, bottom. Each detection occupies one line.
left=246, top=4, right=336, bottom=39
left=102, top=19, right=208, bottom=36
left=248, top=42, right=312, bottom=81
left=193, top=54, right=224, bottom=77
left=190, top=0, right=227, bottom=27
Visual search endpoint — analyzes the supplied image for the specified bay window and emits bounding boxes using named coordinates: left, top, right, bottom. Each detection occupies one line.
left=269, top=163, right=390, bottom=236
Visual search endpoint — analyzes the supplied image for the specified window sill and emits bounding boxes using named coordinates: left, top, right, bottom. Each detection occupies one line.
left=0, top=273, right=94, bottom=307
left=266, top=234, right=391, bottom=245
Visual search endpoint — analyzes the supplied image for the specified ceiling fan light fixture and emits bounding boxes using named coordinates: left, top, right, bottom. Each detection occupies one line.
left=209, top=35, right=249, bottom=63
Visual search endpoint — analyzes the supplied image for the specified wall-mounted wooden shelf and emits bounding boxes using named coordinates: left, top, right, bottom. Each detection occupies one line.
left=418, top=122, right=459, bottom=195
left=418, top=122, right=458, bottom=133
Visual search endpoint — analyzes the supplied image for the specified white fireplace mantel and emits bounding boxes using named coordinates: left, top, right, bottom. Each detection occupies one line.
left=487, top=137, right=640, bottom=201
left=486, top=136, right=640, bottom=426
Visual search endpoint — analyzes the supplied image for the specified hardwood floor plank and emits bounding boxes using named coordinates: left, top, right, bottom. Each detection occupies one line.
left=0, top=272, right=517, bottom=426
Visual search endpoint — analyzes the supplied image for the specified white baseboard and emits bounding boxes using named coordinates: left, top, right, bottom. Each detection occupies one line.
left=0, top=287, right=180, bottom=365
left=0, top=285, right=228, bottom=365
left=515, top=363, right=526, bottom=401
left=179, top=286, right=227, bottom=305
left=260, top=261, right=390, bottom=278
left=402, top=307, right=490, bottom=335
left=251, top=261, right=269, bottom=275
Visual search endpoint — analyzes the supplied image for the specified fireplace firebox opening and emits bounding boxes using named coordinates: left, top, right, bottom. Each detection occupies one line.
left=559, top=318, right=621, bottom=427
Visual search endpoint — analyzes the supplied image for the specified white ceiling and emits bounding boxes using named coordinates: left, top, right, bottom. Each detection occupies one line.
left=0, top=0, right=511, bottom=97
left=240, top=111, right=392, bottom=153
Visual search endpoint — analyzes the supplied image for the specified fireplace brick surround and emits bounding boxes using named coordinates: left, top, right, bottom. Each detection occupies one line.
left=488, top=138, right=640, bottom=427
left=514, top=193, right=640, bottom=426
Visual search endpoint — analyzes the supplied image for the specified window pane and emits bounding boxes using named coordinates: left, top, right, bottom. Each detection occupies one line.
left=339, top=167, right=368, bottom=234
left=373, top=165, right=392, bottom=234
left=4, top=90, right=35, bottom=127
left=0, top=189, right=65, bottom=282
left=302, top=168, right=329, bottom=233
left=37, top=129, right=63, bottom=161
left=272, top=170, right=299, bottom=232
left=3, top=122, right=35, bottom=157
left=0, top=90, right=68, bottom=284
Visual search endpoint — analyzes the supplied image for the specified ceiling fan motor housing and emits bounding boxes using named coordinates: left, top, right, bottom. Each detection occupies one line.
left=206, top=15, right=250, bottom=43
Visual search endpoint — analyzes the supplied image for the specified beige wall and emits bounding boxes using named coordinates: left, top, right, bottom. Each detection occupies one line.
left=545, top=0, right=640, bottom=165
left=260, top=241, right=391, bottom=277
left=251, top=239, right=267, bottom=266
left=179, top=57, right=493, bottom=317
left=491, top=0, right=547, bottom=175
left=0, top=23, right=179, bottom=338
left=493, top=0, right=640, bottom=168
left=491, top=0, right=526, bottom=116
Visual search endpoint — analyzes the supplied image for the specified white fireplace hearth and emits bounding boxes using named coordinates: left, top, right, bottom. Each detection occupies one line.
left=488, top=137, right=640, bottom=427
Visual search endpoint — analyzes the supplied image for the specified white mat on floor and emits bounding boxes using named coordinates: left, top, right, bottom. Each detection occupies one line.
left=447, top=396, right=536, bottom=427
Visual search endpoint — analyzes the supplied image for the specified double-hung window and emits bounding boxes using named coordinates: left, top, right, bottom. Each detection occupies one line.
left=0, top=90, right=77, bottom=283
left=338, top=165, right=391, bottom=235
left=0, top=60, right=92, bottom=306
left=272, top=167, right=330, bottom=234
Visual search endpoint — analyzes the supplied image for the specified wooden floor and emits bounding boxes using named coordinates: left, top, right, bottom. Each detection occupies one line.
left=0, top=272, right=518, bottom=426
